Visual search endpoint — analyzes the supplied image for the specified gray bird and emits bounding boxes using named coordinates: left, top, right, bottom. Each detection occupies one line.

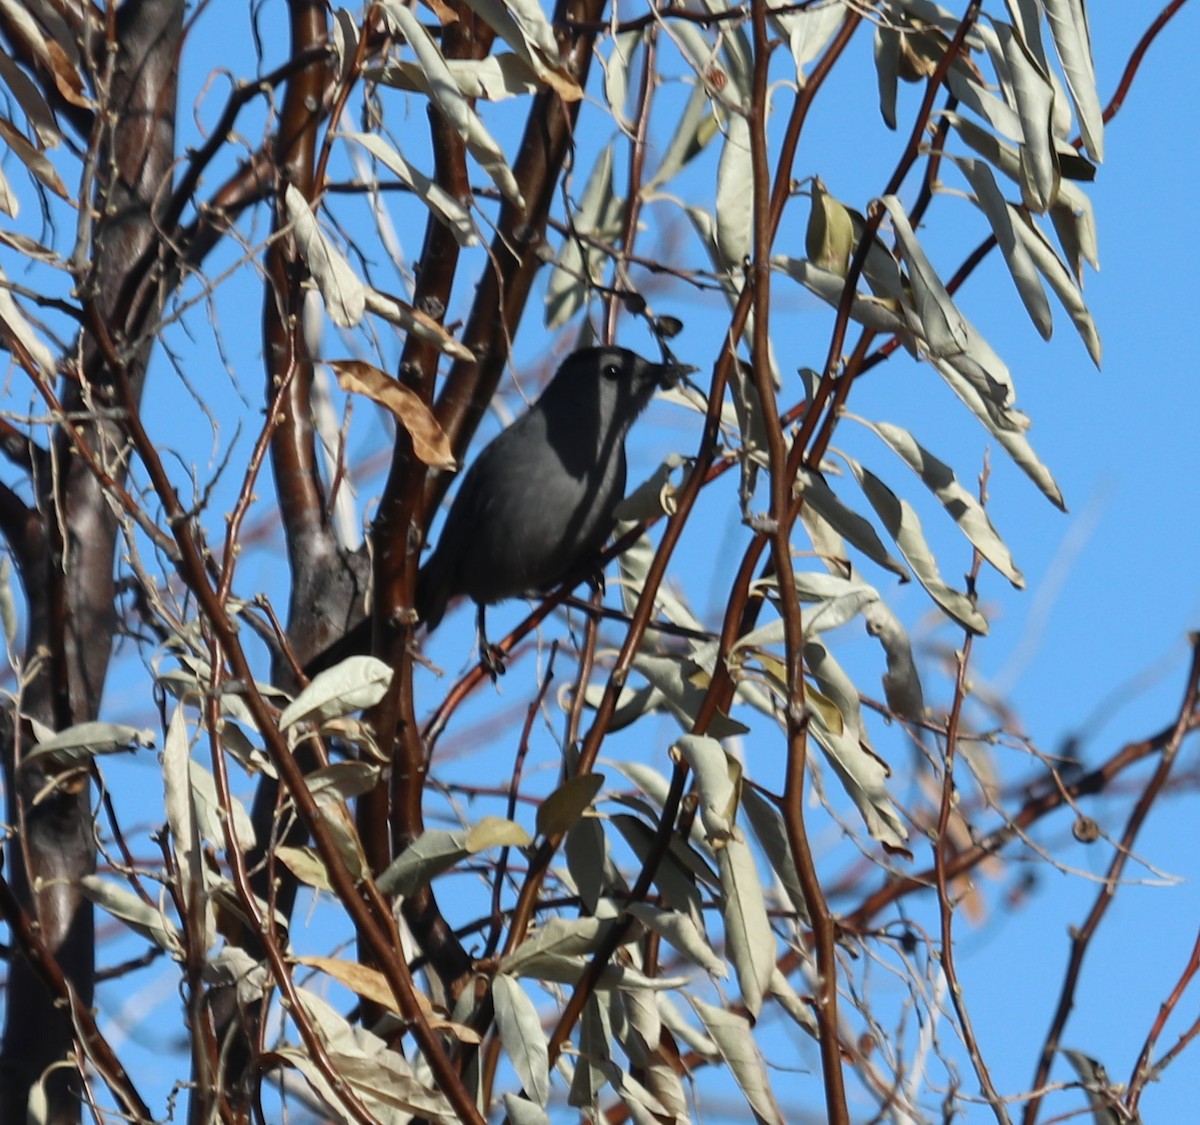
left=301, top=346, right=690, bottom=675
left=417, top=345, right=693, bottom=632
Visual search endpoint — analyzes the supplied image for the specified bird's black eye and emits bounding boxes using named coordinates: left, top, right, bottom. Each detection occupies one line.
left=602, top=362, right=620, bottom=380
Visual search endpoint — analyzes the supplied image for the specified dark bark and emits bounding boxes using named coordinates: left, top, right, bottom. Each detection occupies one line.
left=0, top=2, right=183, bottom=1121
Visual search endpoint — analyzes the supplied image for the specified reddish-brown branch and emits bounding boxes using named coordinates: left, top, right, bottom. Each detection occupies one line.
left=1022, top=638, right=1200, bottom=1124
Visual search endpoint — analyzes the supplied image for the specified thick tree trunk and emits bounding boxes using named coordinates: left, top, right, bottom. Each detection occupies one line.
left=0, top=3, right=183, bottom=1121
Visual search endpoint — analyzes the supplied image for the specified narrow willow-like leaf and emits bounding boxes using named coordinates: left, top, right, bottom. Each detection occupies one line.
left=643, top=78, right=718, bottom=194
left=955, top=155, right=1052, bottom=338
left=1044, top=0, right=1104, bottom=161
left=848, top=459, right=989, bottom=633
left=882, top=195, right=968, bottom=356
left=863, top=600, right=927, bottom=722
left=368, top=53, right=540, bottom=101
left=25, top=720, right=152, bottom=767
left=861, top=417, right=1024, bottom=585
left=740, top=785, right=811, bottom=923
left=1013, top=209, right=1102, bottom=365
left=772, top=0, right=850, bottom=83
left=502, top=1093, right=551, bottom=1125
left=930, top=355, right=1065, bottom=508
left=283, top=184, right=365, bottom=327
left=383, top=2, right=524, bottom=205
left=995, top=21, right=1058, bottom=211
left=689, top=997, right=784, bottom=1124
left=493, top=975, right=551, bottom=1106
left=567, top=996, right=611, bottom=1108
left=377, top=829, right=468, bottom=896
left=719, top=839, right=776, bottom=1018
left=873, top=21, right=900, bottom=129
left=0, top=53, right=61, bottom=147
left=602, top=27, right=642, bottom=130
left=340, top=131, right=476, bottom=245
left=715, top=114, right=753, bottom=270
left=773, top=257, right=909, bottom=337
left=796, top=468, right=910, bottom=580
left=633, top=651, right=750, bottom=739
left=803, top=639, right=909, bottom=849
left=0, top=117, right=68, bottom=199
left=627, top=903, right=726, bottom=978
left=81, top=877, right=183, bottom=957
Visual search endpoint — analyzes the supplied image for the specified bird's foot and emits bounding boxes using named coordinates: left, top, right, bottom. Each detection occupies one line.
left=481, top=642, right=507, bottom=680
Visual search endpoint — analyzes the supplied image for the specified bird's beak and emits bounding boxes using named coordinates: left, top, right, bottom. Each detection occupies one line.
left=652, top=361, right=698, bottom=389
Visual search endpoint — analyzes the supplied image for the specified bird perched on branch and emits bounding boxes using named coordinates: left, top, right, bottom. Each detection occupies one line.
left=305, top=345, right=692, bottom=673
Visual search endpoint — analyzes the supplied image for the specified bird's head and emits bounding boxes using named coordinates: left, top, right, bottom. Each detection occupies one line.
left=540, top=346, right=695, bottom=438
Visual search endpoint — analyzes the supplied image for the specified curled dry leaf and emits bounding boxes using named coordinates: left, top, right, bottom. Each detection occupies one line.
left=330, top=359, right=456, bottom=469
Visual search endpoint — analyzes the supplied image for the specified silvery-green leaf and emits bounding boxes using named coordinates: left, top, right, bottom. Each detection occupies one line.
left=189, top=758, right=257, bottom=851
left=546, top=143, right=618, bottom=327
left=931, top=355, right=1064, bottom=508
left=610, top=814, right=706, bottom=926
left=284, top=184, right=365, bottom=327
left=803, top=640, right=909, bottom=848
left=340, top=131, right=476, bottom=246
left=881, top=195, right=967, bottom=356
left=566, top=816, right=618, bottom=914
left=627, top=903, right=726, bottom=977
left=718, top=834, right=775, bottom=1018
left=644, top=80, right=719, bottom=194
left=715, top=113, right=753, bottom=271
left=361, top=288, right=474, bottom=358
left=500, top=917, right=616, bottom=978
left=602, top=28, right=642, bottom=131
left=862, top=417, right=1024, bottom=585
left=596, top=1059, right=671, bottom=1123
left=846, top=458, right=988, bottom=633
left=1044, top=0, right=1103, bottom=161
left=81, top=877, right=182, bottom=957
left=25, top=721, right=152, bottom=767
left=503, top=1093, right=551, bottom=1125
left=795, top=468, right=909, bottom=580
left=769, top=968, right=820, bottom=1036
left=0, top=556, right=17, bottom=652
left=674, top=733, right=738, bottom=842
left=946, top=64, right=1024, bottom=141
left=773, top=257, right=909, bottom=337
left=632, top=652, right=750, bottom=739
left=0, top=264, right=56, bottom=374
left=0, top=52, right=61, bottom=147
left=303, top=760, right=380, bottom=806
left=994, top=21, right=1058, bottom=211
left=873, top=21, right=900, bottom=129
left=772, top=0, right=850, bottom=82
left=567, top=995, right=611, bottom=1108
left=862, top=600, right=927, bottom=723
left=279, top=656, right=392, bottom=729
left=1013, top=209, right=1101, bottom=365
left=740, top=785, right=811, bottom=923
left=955, top=155, right=1052, bottom=338
left=368, top=53, right=540, bottom=101
left=493, top=974, right=550, bottom=1105
left=382, top=2, right=524, bottom=205
left=688, top=997, right=783, bottom=1124
left=377, top=829, right=468, bottom=897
